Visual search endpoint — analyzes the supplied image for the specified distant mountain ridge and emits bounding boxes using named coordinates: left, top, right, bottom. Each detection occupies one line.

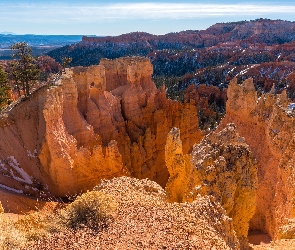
left=82, top=19, right=295, bottom=46
left=0, top=34, right=85, bottom=48
left=0, top=34, right=86, bottom=59
left=0, top=32, right=16, bottom=35
left=47, top=19, right=295, bottom=67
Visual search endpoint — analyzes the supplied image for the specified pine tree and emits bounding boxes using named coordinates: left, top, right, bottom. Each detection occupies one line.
left=61, top=57, right=72, bottom=72
left=0, top=66, right=10, bottom=109
left=10, top=42, right=40, bottom=97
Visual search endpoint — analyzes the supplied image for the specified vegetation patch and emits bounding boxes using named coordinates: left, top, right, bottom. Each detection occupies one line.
left=62, top=191, right=118, bottom=230
left=0, top=191, right=117, bottom=249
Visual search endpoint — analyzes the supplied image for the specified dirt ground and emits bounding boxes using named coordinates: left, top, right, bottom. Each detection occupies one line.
left=249, top=231, right=295, bottom=250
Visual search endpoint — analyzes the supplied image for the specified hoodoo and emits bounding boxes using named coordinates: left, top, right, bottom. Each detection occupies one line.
left=0, top=57, right=203, bottom=198
left=165, top=124, right=258, bottom=248
left=220, top=78, right=295, bottom=240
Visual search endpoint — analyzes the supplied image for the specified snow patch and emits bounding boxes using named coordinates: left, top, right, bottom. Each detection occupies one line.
left=237, top=65, right=256, bottom=76
left=0, top=160, right=7, bottom=171
left=0, top=184, right=23, bottom=194
left=7, top=156, right=33, bottom=184
left=27, top=149, right=37, bottom=158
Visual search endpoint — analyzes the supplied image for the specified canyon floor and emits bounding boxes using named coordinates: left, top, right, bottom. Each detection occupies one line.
left=251, top=239, right=295, bottom=250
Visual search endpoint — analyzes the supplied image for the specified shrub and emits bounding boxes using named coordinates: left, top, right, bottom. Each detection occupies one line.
left=14, top=212, right=64, bottom=241
left=62, top=191, right=118, bottom=230
left=0, top=191, right=117, bottom=249
left=0, top=215, right=27, bottom=250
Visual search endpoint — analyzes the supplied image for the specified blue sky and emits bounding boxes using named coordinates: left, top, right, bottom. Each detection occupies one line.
left=0, top=0, right=295, bottom=35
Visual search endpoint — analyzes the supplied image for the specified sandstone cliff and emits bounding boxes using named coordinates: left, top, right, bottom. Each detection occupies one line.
left=0, top=57, right=202, bottom=199
left=165, top=124, right=257, bottom=248
left=219, top=78, right=295, bottom=239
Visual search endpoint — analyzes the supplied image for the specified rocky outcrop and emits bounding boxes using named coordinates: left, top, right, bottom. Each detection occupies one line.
left=92, top=176, right=240, bottom=250
left=86, top=57, right=202, bottom=188
left=165, top=124, right=258, bottom=248
left=219, top=78, right=295, bottom=239
left=184, top=84, right=227, bottom=109
left=0, top=201, right=3, bottom=213
left=0, top=57, right=202, bottom=198
left=184, top=84, right=226, bottom=129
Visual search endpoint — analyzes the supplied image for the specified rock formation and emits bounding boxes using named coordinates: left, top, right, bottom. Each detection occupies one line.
left=184, top=84, right=227, bottom=129
left=219, top=78, right=295, bottom=239
left=92, top=176, right=240, bottom=250
left=0, top=201, right=3, bottom=213
left=165, top=124, right=258, bottom=248
left=0, top=57, right=202, bottom=199
left=184, top=84, right=227, bottom=109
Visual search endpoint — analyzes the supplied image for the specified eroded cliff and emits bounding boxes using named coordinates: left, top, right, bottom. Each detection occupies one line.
left=219, top=78, right=295, bottom=239
left=0, top=57, right=202, bottom=199
left=165, top=124, right=258, bottom=248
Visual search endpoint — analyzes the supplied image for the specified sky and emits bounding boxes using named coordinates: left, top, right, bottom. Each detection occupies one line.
left=0, top=0, right=295, bottom=36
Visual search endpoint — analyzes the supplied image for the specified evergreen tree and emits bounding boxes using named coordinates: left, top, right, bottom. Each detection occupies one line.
left=0, top=66, right=10, bottom=109
left=61, top=57, right=72, bottom=72
left=10, top=42, right=40, bottom=97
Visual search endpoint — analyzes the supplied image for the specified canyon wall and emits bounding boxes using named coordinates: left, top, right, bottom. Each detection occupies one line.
left=219, top=78, right=295, bottom=239
left=165, top=124, right=257, bottom=248
left=0, top=57, right=202, bottom=199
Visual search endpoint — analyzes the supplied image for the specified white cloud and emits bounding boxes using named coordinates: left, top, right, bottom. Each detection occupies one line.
left=1, top=2, right=295, bottom=23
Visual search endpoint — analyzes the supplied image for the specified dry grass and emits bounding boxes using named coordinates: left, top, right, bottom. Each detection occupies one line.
left=14, top=212, right=64, bottom=240
left=61, top=191, right=118, bottom=230
left=0, top=215, right=27, bottom=250
left=0, top=191, right=116, bottom=249
left=0, top=211, right=62, bottom=249
left=25, top=177, right=240, bottom=250
left=1, top=177, right=243, bottom=249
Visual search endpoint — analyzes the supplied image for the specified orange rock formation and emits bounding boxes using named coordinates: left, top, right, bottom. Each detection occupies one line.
left=0, top=201, right=3, bottom=213
left=184, top=84, right=227, bottom=110
left=220, top=78, right=295, bottom=240
left=0, top=57, right=202, bottom=199
left=165, top=124, right=258, bottom=248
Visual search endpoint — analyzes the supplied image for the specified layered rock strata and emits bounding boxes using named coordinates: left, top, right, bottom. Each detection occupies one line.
left=165, top=124, right=258, bottom=248
left=219, top=78, right=295, bottom=239
left=0, top=57, right=202, bottom=198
